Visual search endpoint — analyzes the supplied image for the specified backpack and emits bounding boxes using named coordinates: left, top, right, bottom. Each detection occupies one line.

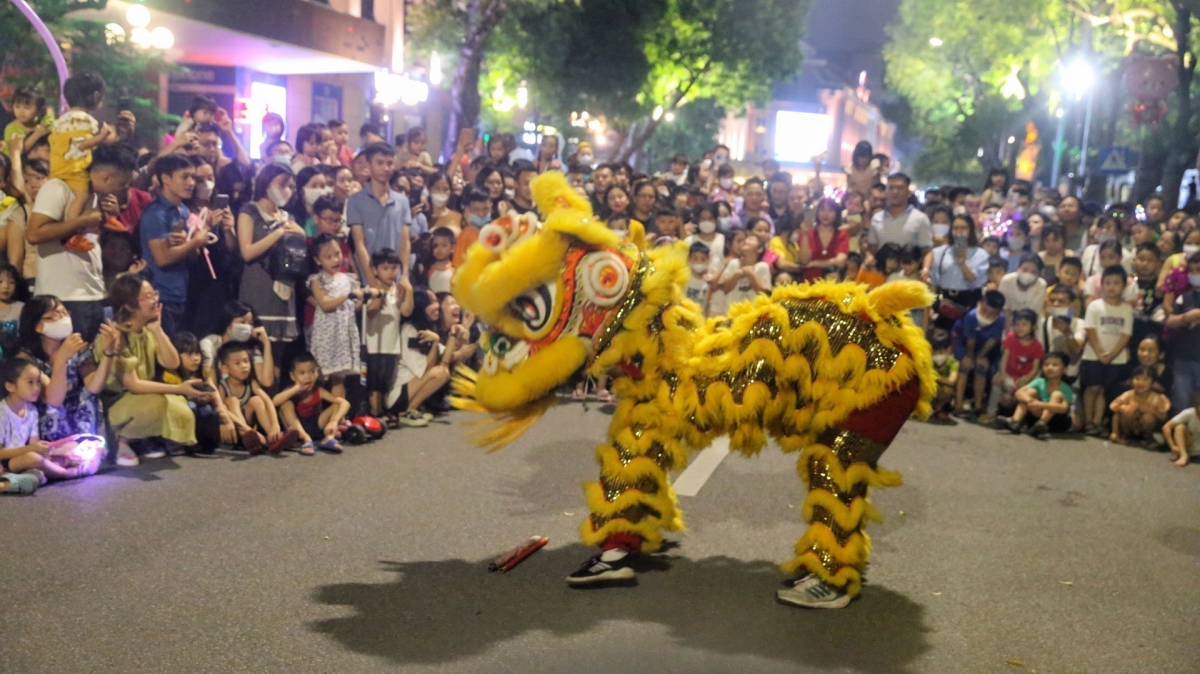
left=267, top=232, right=309, bottom=282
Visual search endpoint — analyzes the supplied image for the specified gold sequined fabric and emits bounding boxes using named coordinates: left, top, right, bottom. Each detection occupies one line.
left=820, top=428, right=888, bottom=468
left=601, top=474, right=662, bottom=502
left=777, top=298, right=901, bottom=371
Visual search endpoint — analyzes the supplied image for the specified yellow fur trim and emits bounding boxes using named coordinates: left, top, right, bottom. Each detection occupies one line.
left=787, top=554, right=863, bottom=596
left=800, top=489, right=881, bottom=531
left=797, top=445, right=904, bottom=492
left=473, top=338, right=587, bottom=412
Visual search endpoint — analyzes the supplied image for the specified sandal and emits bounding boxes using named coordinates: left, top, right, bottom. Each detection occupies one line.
left=316, top=438, right=344, bottom=454
left=384, top=414, right=400, bottom=430
left=597, top=389, right=613, bottom=404
left=268, top=428, right=301, bottom=454
left=2, top=472, right=38, bottom=494
left=241, top=430, right=265, bottom=455
left=297, top=441, right=316, bottom=456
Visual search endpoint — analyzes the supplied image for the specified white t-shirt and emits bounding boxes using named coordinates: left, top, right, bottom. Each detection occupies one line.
left=428, top=267, right=454, bottom=295
left=719, top=259, right=772, bottom=309
left=365, top=287, right=402, bottom=355
left=1082, top=298, right=1133, bottom=364
left=684, top=275, right=709, bottom=315
left=386, top=322, right=444, bottom=408
left=31, top=179, right=105, bottom=302
left=684, top=233, right=725, bottom=275
left=1038, top=315, right=1086, bottom=377
left=0, top=400, right=38, bottom=448
left=998, top=272, right=1047, bottom=319
left=1169, top=408, right=1200, bottom=453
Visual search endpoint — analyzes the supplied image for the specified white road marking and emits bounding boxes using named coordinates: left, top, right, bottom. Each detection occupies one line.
left=672, top=436, right=730, bottom=497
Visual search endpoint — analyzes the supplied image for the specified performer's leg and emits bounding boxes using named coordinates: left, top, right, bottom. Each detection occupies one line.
left=568, top=426, right=687, bottom=585
left=778, top=379, right=920, bottom=609
left=778, top=429, right=898, bottom=608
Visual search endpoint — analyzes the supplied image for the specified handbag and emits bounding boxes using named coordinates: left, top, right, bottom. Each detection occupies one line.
left=932, top=248, right=969, bottom=321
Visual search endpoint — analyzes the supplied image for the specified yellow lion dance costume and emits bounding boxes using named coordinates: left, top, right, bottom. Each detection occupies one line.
left=451, top=172, right=936, bottom=608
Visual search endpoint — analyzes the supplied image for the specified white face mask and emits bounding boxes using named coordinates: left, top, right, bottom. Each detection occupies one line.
left=932, top=224, right=951, bottom=237
left=699, top=220, right=717, bottom=234
left=1094, top=231, right=1115, bottom=244
left=718, top=216, right=734, bottom=228
left=304, top=186, right=332, bottom=207
left=40, top=316, right=73, bottom=341
left=268, top=185, right=293, bottom=208
left=578, top=154, right=594, bottom=165
left=230, top=322, right=253, bottom=342
left=952, top=205, right=967, bottom=216
left=690, top=262, right=708, bottom=275
left=976, top=312, right=997, bottom=327
left=701, top=158, right=712, bottom=168
left=1190, top=273, right=1200, bottom=288
left=275, top=153, right=293, bottom=167
left=431, top=193, right=450, bottom=208
left=932, top=353, right=948, bottom=365
left=585, top=183, right=595, bottom=195
left=1017, top=271, right=1038, bottom=286
left=1039, top=204, right=1057, bottom=218
left=195, top=180, right=215, bottom=201
left=719, top=178, right=734, bottom=190
left=1008, top=236, right=1026, bottom=250
left=1048, top=305, right=1071, bottom=317
left=1184, top=244, right=1200, bottom=256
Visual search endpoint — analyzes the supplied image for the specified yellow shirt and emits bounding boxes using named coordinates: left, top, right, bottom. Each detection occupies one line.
left=768, top=234, right=800, bottom=267
left=49, top=110, right=99, bottom=191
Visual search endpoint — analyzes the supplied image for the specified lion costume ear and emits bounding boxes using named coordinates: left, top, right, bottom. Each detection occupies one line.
left=531, top=171, right=621, bottom=249
left=532, top=171, right=592, bottom=216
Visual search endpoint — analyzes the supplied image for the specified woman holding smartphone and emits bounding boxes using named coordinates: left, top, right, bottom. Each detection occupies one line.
left=928, top=213, right=991, bottom=330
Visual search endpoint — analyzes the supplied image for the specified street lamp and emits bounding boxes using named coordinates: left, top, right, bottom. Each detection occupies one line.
left=1062, top=57, right=1096, bottom=187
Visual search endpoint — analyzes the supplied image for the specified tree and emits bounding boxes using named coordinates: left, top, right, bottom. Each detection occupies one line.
left=411, top=0, right=809, bottom=164
left=408, top=0, right=560, bottom=161
left=0, top=0, right=178, bottom=147
left=883, top=0, right=1200, bottom=204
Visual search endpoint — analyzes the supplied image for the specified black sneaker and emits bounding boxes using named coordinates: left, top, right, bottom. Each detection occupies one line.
left=565, top=552, right=636, bottom=585
left=1027, top=422, right=1049, bottom=439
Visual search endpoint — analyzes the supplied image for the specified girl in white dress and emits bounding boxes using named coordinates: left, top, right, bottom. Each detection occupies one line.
left=308, top=233, right=366, bottom=400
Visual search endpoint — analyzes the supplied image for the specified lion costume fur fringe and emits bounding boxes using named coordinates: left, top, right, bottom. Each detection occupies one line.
left=450, top=171, right=936, bottom=596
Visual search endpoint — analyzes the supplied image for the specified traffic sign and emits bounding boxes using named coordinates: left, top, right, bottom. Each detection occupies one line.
left=1097, top=146, right=1138, bottom=175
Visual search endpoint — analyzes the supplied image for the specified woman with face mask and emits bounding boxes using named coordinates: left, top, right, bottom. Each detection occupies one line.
left=290, top=166, right=333, bottom=237
left=236, top=163, right=306, bottom=346
left=184, top=157, right=240, bottom=339
left=15, top=295, right=113, bottom=448
left=428, top=172, right=463, bottom=235
left=198, top=300, right=273, bottom=390
left=683, top=204, right=727, bottom=275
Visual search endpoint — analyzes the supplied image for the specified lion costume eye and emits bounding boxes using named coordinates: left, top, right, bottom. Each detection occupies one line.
left=508, top=283, right=556, bottom=333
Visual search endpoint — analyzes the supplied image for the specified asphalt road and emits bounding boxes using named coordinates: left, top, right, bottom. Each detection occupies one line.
left=3, top=402, right=1198, bottom=673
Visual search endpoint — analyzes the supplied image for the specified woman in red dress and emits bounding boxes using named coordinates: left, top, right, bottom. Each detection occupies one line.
left=799, top=197, right=850, bottom=282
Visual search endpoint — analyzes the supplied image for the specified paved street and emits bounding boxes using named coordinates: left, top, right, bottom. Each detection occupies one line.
left=4, top=401, right=1198, bottom=673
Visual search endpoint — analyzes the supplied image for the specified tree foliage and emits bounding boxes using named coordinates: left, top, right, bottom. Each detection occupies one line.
left=410, top=0, right=809, bottom=164
left=0, top=0, right=178, bottom=146
left=883, top=0, right=1199, bottom=196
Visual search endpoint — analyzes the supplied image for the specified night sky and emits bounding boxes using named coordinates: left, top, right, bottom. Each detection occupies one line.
left=804, top=0, right=900, bottom=90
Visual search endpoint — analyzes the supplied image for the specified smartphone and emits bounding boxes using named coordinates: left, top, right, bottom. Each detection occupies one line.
left=211, top=194, right=230, bottom=210
left=169, top=220, right=186, bottom=235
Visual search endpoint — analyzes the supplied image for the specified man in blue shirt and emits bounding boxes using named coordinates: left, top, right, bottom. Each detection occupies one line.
left=952, top=289, right=1007, bottom=418
left=348, top=142, right=412, bottom=285
left=139, top=154, right=210, bottom=337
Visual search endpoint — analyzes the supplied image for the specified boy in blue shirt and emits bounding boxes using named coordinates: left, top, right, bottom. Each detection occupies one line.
left=953, top=289, right=1006, bottom=418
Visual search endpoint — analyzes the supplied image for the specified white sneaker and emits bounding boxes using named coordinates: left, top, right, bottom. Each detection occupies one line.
left=115, top=442, right=140, bottom=467
left=776, top=576, right=852, bottom=609
left=141, top=447, right=167, bottom=459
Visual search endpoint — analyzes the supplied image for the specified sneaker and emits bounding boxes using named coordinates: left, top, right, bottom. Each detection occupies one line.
left=418, top=410, right=434, bottom=421
left=597, top=389, right=613, bottom=404
left=992, top=416, right=1012, bottom=431
left=141, top=440, right=167, bottom=460
left=1027, top=422, right=1049, bottom=439
left=565, top=551, right=636, bottom=585
left=776, top=577, right=852, bottom=609
left=397, top=411, right=429, bottom=427
left=951, top=409, right=972, bottom=419
left=115, top=442, right=140, bottom=467
left=977, top=414, right=996, bottom=427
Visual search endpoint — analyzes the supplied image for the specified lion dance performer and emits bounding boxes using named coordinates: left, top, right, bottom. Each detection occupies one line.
left=451, top=172, right=936, bottom=609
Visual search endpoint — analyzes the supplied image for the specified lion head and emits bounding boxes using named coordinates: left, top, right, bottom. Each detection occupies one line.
left=451, top=172, right=645, bottom=416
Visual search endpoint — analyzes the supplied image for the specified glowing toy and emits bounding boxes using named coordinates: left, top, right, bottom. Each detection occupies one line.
left=451, top=172, right=936, bottom=608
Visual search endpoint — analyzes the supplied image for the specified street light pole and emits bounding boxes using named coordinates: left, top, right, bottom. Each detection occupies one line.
left=1051, top=108, right=1065, bottom=188
left=1077, top=90, right=1094, bottom=184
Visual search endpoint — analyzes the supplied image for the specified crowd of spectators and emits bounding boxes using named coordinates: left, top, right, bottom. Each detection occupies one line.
left=0, top=72, right=1197, bottom=495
